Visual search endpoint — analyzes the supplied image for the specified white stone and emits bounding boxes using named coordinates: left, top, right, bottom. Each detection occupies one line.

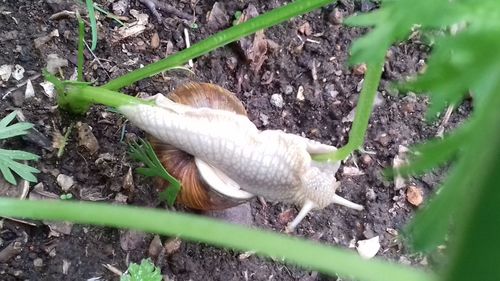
left=356, top=236, right=381, bottom=259
left=270, top=94, right=284, bottom=108
left=56, top=174, right=74, bottom=192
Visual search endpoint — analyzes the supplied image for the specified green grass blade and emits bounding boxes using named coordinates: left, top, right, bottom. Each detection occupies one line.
left=313, top=59, right=384, bottom=161
left=103, top=0, right=335, bottom=90
left=0, top=198, right=436, bottom=281
left=85, top=0, right=98, bottom=51
left=76, top=11, right=85, bottom=81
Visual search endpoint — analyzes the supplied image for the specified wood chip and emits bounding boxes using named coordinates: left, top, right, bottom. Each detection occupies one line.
left=150, top=32, right=160, bottom=49
left=406, top=185, right=424, bottom=206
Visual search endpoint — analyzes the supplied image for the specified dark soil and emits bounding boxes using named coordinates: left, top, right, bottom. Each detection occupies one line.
left=0, top=0, right=469, bottom=280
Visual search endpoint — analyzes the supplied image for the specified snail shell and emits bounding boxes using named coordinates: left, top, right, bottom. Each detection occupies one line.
left=149, top=83, right=250, bottom=210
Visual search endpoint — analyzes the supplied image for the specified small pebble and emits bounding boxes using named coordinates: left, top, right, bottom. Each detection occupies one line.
left=377, top=133, right=390, bottom=147
left=298, top=22, right=312, bottom=36
left=284, top=85, right=293, bottom=95
left=296, top=86, right=305, bottom=101
left=406, top=185, right=424, bottom=206
left=353, top=64, right=367, bottom=75
left=148, top=235, right=163, bottom=258
left=259, top=113, right=269, bottom=126
left=356, top=236, right=380, bottom=259
left=328, top=8, right=343, bottom=24
left=270, top=94, right=284, bottom=108
left=56, top=174, right=74, bottom=192
left=361, top=154, right=373, bottom=166
left=33, top=258, right=43, bottom=267
left=325, top=84, right=338, bottom=99
left=366, top=188, right=377, bottom=201
left=164, top=238, right=181, bottom=255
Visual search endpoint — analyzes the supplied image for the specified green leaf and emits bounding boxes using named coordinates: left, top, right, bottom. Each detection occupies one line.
left=128, top=138, right=181, bottom=207
left=0, top=113, right=40, bottom=185
left=408, top=27, right=500, bottom=119
left=121, top=259, right=162, bottom=281
left=85, top=0, right=98, bottom=51
left=0, top=111, right=34, bottom=140
left=405, top=71, right=500, bottom=253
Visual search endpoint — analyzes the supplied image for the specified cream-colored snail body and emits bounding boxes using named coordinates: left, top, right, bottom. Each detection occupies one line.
left=119, top=82, right=363, bottom=230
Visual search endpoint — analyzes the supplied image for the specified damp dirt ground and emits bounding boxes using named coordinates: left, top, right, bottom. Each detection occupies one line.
left=0, top=0, right=469, bottom=280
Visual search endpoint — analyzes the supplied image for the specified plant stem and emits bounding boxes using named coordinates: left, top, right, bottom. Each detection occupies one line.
left=103, top=0, right=335, bottom=90
left=76, top=12, right=85, bottom=82
left=313, top=60, right=384, bottom=161
left=0, top=198, right=436, bottom=281
left=59, top=84, right=153, bottom=113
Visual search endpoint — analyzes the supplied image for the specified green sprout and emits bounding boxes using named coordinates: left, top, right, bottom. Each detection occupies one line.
left=129, top=138, right=181, bottom=207
left=121, top=259, right=162, bottom=281
left=60, top=193, right=73, bottom=200
left=233, top=11, right=243, bottom=25
left=0, top=111, right=40, bottom=185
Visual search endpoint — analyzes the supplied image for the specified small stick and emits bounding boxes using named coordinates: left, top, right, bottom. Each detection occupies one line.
left=138, top=0, right=194, bottom=22
left=436, top=105, right=454, bottom=138
left=184, top=28, right=194, bottom=68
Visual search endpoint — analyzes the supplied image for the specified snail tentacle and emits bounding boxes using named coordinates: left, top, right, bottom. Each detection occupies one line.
left=286, top=200, right=317, bottom=233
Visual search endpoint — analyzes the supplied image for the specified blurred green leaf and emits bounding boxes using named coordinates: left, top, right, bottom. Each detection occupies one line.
left=391, top=125, right=472, bottom=177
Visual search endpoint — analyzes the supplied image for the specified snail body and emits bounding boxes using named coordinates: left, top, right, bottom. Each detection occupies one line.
left=119, top=83, right=363, bottom=230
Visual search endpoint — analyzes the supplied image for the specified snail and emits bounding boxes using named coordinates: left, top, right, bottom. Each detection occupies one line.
left=119, top=82, right=363, bottom=230
left=149, top=83, right=252, bottom=210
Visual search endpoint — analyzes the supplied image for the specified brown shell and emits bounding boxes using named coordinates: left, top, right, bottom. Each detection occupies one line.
left=149, top=83, right=249, bottom=210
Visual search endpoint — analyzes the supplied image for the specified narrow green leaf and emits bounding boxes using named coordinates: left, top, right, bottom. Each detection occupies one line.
left=0, top=122, right=33, bottom=140
left=85, top=0, right=98, bottom=51
left=0, top=111, right=18, bottom=128
left=1, top=157, right=40, bottom=182
left=0, top=149, right=40, bottom=161
left=0, top=162, right=16, bottom=185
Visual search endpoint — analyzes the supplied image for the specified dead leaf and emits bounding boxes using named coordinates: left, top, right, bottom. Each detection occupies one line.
left=236, top=5, right=268, bottom=73
left=298, top=22, right=312, bottom=36
left=113, top=9, right=148, bottom=42
left=207, top=2, right=229, bottom=31
left=76, top=122, right=100, bottom=155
